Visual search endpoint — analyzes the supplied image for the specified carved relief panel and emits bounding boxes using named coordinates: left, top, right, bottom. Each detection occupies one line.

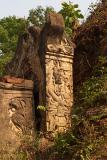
left=46, top=42, right=73, bottom=133
left=9, top=97, right=34, bottom=134
left=0, top=79, right=34, bottom=153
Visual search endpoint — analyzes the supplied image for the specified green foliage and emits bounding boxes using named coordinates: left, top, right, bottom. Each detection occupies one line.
left=54, top=131, right=77, bottom=156
left=0, top=16, right=28, bottom=55
left=53, top=118, right=105, bottom=160
left=37, top=105, right=46, bottom=111
left=0, top=16, right=28, bottom=76
left=0, top=53, right=12, bottom=76
left=78, top=56, right=107, bottom=108
left=28, top=6, right=55, bottom=26
left=52, top=56, right=107, bottom=160
left=16, top=152, right=27, bottom=160
left=15, top=134, right=39, bottom=160
left=0, top=25, right=8, bottom=43
left=28, top=3, right=83, bottom=35
left=0, top=3, right=83, bottom=75
left=59, top=2, right=84, bottom=35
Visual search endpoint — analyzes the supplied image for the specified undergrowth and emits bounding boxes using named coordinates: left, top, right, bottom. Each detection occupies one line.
left=52, top=56, right=107, bottom=160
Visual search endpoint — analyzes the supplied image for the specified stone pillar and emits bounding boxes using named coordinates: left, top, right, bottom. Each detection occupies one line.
left=0, top=77, right=35, bottom=154
left=45, top=13, right=74, bottom=133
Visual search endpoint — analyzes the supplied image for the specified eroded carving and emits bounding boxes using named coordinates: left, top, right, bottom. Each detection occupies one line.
left=47, top=44, right=67, bottom=54
left=46, top=57, right=73, bottom=132
left=9, top=97, right=34, bottom=134
left=5, top=12, right=74, bottom=134
left=44, top=13, right=73, bottom=133
left=47, top=37, right=72, bottom=55
left=0, top=79, right=34, bottom=155
left=9, top=98, right=26, bottom=132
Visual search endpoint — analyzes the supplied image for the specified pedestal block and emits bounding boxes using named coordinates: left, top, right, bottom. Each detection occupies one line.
left=0, top=78, right=35, bottom=154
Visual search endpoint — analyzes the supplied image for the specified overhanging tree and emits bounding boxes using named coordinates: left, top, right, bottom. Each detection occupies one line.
left=59, top=2, right=84, bottom=35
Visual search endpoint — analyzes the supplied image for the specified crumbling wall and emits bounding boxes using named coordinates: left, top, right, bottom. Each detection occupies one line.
left=6, top=13, right=74, bottom=133
left=0, top=76, right=34, bottom=157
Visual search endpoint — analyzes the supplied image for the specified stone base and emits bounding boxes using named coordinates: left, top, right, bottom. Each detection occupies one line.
left=0, top=77, right=35, bottom=156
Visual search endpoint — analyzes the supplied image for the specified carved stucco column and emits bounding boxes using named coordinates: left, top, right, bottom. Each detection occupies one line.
left=0, top=77, right=35, bottom=154
left=44, top=13, right=74, bottom=133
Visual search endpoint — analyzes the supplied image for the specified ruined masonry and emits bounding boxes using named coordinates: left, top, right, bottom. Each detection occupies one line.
left=5, top=13, right=74, bottom=134
left=45, top=14, right=73, bottom=132
left=0, top=77, right=35, bottom=153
